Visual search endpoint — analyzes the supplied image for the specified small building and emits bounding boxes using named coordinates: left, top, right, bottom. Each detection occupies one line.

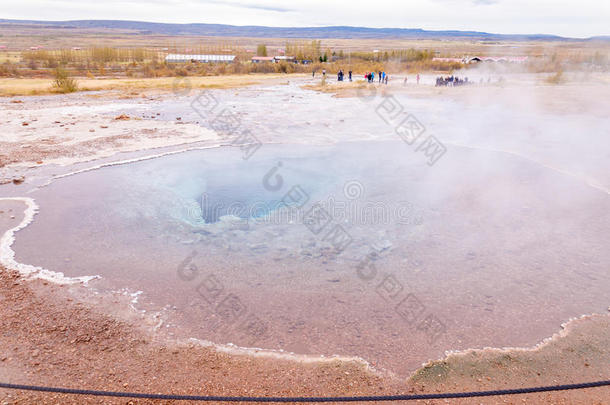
left=507, top=56, right=528, bottom=63
left=273, top=55, right=295, bottom=63
left=165, top=54, right=235, bottom=63
left=251, top=56, right=274, bottom=63
left=467, top=56, right=528, bottom=64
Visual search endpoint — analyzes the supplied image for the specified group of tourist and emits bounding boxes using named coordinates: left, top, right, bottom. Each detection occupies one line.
left=435, top=76, right=470, bottom=87
left=365, top=71, right=388, bottom=84
left=311, top=70, right=484, bottom=87
left=337, top=69, right=353, bottom=81
left=317, top=69, right=388, bottom=84
left=311, top=70, right=483, bottom=88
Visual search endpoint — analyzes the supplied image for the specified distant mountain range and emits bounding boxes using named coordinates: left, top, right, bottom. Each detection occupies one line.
left=0, top=19, right=607, bottom=41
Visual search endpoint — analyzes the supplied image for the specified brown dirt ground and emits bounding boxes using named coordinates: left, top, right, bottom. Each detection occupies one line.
left=0, top=259, right=608, bottom=404
left=0, top=264, right=409, bottom=405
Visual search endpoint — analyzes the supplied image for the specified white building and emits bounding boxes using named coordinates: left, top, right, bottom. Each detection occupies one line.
left=273, top=56, right=295, bottom=62
left=165, top=54, right=236, bottom=63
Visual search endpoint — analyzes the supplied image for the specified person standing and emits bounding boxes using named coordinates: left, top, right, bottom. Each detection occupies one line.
left=403, top=76, right=408, bottom=86
left=378, top=71, right=382, bottom=83
left=348, top=70, right=352, bottom=81
left=384, top=74, right=388, bottom=85
left=416, top=73, right=420, bottom=84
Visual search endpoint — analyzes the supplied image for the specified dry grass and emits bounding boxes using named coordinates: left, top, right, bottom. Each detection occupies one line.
left=545, top=70, right=565, bottom=84
left=0, top=51, right=22, bottom=63
left=2, top=23, right=607, bottom=58
left=52, top=67, right=79, bottom=93
left=0, top=73, right=306, bottom=96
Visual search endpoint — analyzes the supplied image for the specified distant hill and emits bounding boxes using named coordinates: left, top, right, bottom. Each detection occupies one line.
left=0, top=19, right=594, bottom=41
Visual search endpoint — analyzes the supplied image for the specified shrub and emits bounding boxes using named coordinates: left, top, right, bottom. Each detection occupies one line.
left=275, top=61, right=294, bottom=74
left=546, top=70, right=564, bottom=84
left=0, top=61, right=18, bottom=77
left=175, top=67, right=188, bottom=77
left=52, top=67, right=78, bottom=93
left=256, top=44, right=267, bottom=57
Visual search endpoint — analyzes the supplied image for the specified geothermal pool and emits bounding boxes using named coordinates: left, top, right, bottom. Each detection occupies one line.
left=11, top=134, right=610, bottom=375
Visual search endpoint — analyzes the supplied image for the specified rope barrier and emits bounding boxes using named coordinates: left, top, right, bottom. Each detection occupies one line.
left=1, top=380, right=609, bottom=402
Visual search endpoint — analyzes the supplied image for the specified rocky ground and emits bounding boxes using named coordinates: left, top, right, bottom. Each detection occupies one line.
left=0, top=92, right=220, bottom=182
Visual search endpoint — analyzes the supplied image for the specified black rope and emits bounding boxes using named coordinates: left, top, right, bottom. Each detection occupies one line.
left=0, top=380, right=609, bottom=402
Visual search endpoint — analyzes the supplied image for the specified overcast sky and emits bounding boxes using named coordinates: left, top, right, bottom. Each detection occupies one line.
left=3, top=0, right=609, bottom=38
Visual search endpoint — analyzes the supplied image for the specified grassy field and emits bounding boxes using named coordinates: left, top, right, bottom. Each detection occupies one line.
left=0, top=24, right=607, bottom=96
left=0, top=51, right=21, bottom=63
left=1, top=24, right=607, bottom=89
left=1, top=24, right=607, bottom=56
left=2, top=23, right=609, bottom=61
left=0, top=73, right=306, bottom=96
